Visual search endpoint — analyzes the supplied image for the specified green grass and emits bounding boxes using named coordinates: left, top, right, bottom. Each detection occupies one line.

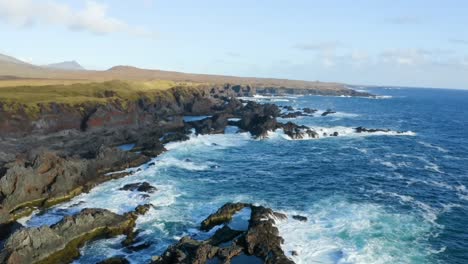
left=0, top=79, right=204, bottom=116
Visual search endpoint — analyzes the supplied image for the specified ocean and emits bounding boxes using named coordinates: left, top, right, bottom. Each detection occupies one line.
left=20, top=87, right=468, bottom=264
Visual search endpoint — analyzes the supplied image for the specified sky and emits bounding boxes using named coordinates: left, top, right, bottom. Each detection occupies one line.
left=0, top=0, right=467, bottom=89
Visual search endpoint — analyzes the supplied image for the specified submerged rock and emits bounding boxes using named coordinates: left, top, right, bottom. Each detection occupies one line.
left=302, top=108, right=317, bottom=114
left=321, top=109, right=336, bottom=116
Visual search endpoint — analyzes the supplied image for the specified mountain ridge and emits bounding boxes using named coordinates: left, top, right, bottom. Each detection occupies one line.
left=44, top=60, right=85, bottom=71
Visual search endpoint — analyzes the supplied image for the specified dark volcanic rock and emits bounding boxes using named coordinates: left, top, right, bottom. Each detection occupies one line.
left=153, top=203, right=294, bottom=264
left=292, top=215, right=308, bottom=222
left=160, top=132, right=190, bottom=144
left=233, top=101, right=281, bottom=138
left=355, top=126, right=391, bottom=133
left=185, top=113, right=231, bottom=135
left=244, top=205, right=292, bottom=264
left=280, top=111, right=304, bottom=119
left=120, top=182, right=157, bottom=193
left=0, top=208, right=137, bottom=264
left=151, top=236, right=219, bottom=264
left=302, top=107, right=317, bottom=114
left=281, top=122, right=319, bottom=139
left=0, top=146, right=150, bottom=224
left=200, top=203, right=249, bottom=231
left=321, top=109, right=336, bottom=116
left=97, top=257, right=130, bottom=264
left=283, top=105, right=294, bottom=111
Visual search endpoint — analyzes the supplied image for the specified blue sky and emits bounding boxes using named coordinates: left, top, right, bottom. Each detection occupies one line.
left=0, top=0, right=467, bottom=89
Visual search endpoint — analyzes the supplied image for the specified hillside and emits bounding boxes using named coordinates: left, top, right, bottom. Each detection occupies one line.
left=0, top=53, right=348, bottom=92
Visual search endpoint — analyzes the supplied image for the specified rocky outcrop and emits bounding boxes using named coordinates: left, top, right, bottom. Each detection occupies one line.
left=184, top=113, right=232, bottom=135
left=200, top=202, right=249, bottom=231
left=233, top=102, right=280, bottom=138
left=0, top=208, right=140, bottom=264
left=152, top=203, right=294, bottom=264
left=280, top=122, right=319, bottom=139
left=279, top=106, right=317, bottom=119
left=0, top=146, right=150, bottom=224
left=355, top=126, right=391, bottom=133
left=119, top=182, right=157, bottom=193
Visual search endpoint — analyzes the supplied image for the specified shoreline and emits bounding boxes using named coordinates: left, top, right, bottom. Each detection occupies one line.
left=0, top=84, right=379, bottom=263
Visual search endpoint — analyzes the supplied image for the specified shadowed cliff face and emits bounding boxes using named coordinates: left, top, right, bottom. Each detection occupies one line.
left=0, top=83, right=257, bottom=225
left=0, top=83, right=370, bottom=138
left=0, top=83, right=368, bottom=226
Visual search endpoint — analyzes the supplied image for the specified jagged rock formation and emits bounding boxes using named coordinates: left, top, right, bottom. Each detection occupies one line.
left=152, top=203, right=294, bottom=264
left=0, top=205, right=150, bottom=264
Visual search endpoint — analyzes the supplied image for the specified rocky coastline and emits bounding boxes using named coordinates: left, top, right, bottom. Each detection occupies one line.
left=0, top=83, right=379, bottom=263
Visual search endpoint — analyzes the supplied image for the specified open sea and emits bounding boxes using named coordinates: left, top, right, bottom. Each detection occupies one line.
left=20, top=87, right=468, bottom=264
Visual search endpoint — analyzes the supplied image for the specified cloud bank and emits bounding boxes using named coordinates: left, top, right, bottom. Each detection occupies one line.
left=0, top=0, right=153, bottom=37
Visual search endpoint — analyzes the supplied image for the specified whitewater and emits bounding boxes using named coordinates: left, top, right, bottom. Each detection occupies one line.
left=20, top=87, right=468, bottom=264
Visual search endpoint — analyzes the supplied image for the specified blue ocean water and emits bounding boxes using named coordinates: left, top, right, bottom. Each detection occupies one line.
left=21, top=87, right=468, bottom=264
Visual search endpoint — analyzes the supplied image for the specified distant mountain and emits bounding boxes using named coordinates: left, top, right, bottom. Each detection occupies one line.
left=0, top=52, right=352, bottom=95
left=0, top=53, right=28, bottom=65
left=44, top=61, right=85, bottom=71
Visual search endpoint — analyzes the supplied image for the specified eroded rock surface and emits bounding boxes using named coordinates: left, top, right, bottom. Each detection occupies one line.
left=153, top=203, right=294, bottom=264
left=0, top=207, right=144, bottom=264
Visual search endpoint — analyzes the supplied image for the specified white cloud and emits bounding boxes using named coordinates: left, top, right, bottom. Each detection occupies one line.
left=0, top=0, right=154, bottom=36
left=380, top=49, right=430, bottom=66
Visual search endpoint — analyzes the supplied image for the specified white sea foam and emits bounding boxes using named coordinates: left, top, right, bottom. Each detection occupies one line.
left=154, top=157, right=211, bottom=171
left=315, top=109, right=359, bottom=118
left=375, top=190, right=444, bottom=225
left=270, top=126, right=416, bottom=141
left=277, top=199, right=436, bottom=264
left=374, top=95, right=393, bottom=99
left=164, top=131, right=251, bottom=151
left=455, top=185, right=468, bottom=201
left=418, top=141, right=449, bottom=153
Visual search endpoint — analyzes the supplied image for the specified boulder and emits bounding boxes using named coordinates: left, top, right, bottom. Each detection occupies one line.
left=119, top=182, right=157, bottom=193
left=280, top=122, right=319, bottom=139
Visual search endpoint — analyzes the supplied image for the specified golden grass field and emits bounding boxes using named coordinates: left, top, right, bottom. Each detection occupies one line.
left=0, top=79, right=206, bottom=117
left=0, top=57, right=347, bottom=116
